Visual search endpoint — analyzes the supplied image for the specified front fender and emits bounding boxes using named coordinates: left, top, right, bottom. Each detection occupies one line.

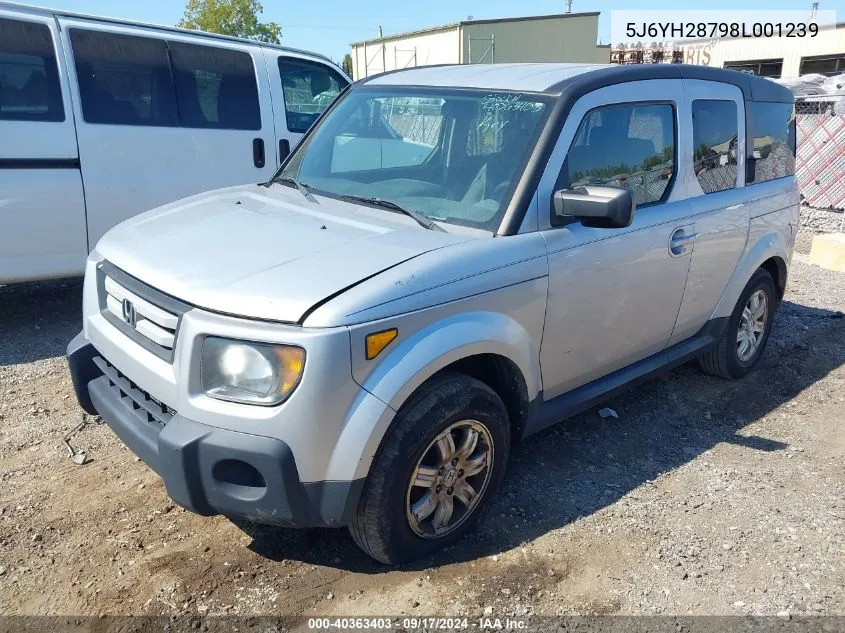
left=359, top=309, right=542, bottom=411
left=325, top=279, right=547, bottom=482
left=711, top=208, right=794, bottom=320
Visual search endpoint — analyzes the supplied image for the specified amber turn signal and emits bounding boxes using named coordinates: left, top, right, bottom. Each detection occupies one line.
left=365, top=328, right=398, bottom=360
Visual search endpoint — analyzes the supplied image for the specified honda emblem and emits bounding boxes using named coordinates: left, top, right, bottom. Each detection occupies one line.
left=121, top=299, right=137, bottom=328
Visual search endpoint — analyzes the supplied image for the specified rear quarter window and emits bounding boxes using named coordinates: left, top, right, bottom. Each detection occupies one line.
left=748, top=101, right=796, bottom=183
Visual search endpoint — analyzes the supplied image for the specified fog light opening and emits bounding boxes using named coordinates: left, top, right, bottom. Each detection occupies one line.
left=212, top=459, right=267, bottom=501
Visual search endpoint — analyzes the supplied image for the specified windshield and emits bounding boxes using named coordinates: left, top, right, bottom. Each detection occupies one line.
left=276, top=87, right=552, bottom=231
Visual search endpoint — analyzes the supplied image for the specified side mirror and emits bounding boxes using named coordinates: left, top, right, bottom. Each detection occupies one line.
left=553, top=185, right=635, bottom=229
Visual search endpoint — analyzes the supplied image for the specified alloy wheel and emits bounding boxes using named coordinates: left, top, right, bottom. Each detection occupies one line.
left=737, top=289, right=768, bottom=362
left=405, top=420, right=494, bottom=539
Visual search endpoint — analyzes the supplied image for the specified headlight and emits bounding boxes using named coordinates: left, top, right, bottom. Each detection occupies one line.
left=201, top=337, right=305, bottom=406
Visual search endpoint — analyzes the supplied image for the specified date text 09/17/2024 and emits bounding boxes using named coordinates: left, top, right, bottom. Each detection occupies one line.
left=307, top=617, right=529, bottom=630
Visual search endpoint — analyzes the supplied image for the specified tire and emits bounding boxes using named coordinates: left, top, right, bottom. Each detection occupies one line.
left=698, top=268, right=777, bottom=379
left=348, top=371, right=510, bottom=564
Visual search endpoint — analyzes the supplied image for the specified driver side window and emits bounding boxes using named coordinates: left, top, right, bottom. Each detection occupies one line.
left=558, top=102, right=676, bottom=218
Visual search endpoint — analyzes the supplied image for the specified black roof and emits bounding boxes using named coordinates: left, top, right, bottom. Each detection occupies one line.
left=548, top=64, right=793, bottom=103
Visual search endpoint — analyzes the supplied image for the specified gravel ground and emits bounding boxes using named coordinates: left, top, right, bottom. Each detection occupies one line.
left=0, top=232, right=843, bottom=618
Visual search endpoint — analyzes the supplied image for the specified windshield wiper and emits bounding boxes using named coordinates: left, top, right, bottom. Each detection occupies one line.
left=272, top=176, right=315, bottom=202
left=339, top=195, right=445, bottom=232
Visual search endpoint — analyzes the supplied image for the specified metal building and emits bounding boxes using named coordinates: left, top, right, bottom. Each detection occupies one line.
left=349, top=13, right=610, bottom=80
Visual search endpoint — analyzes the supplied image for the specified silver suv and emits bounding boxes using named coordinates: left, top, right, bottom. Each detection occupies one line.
left=68, top=63, right=799, bottom=564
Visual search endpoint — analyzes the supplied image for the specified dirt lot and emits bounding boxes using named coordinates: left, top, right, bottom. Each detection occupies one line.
left=1, top=232, right=843, bottom=619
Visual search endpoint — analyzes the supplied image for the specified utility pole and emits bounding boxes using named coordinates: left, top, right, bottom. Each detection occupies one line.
left=378, top=25, right=386, bottom=72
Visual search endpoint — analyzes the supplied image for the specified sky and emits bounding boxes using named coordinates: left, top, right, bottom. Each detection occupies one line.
left=24, top=0, right=843, bottom=64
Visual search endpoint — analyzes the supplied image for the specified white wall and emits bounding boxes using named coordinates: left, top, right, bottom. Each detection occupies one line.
left=679, top=26, right=845, bottom=78
left=351, top=27, right=460, bottom=80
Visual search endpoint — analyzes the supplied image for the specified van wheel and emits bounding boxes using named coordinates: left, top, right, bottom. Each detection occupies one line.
left=698, top=268, right=777, bottom=379
left=348, top=372, right=510, bottom=565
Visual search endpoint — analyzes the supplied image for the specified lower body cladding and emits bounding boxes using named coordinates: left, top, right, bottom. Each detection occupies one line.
left=67, top=332, right=364, bottom=528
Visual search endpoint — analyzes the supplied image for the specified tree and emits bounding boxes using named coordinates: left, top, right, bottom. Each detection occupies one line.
left=342, top=54, right=353, bottom=77
left=178, top=0, right=282, bottom=44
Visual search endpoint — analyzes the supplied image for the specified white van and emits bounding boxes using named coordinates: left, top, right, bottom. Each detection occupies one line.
left=0, top=1, right=349, bottom=283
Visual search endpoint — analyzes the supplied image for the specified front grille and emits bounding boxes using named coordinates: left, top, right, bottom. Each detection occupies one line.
left=93, top=356, right=174, bottom=428
left=96, top=261, right=191, bottom=363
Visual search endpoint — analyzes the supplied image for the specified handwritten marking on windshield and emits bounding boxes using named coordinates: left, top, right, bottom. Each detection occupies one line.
left=481, top=94, right=544, bottom=113
left=477, top=112, right=510, bottom=134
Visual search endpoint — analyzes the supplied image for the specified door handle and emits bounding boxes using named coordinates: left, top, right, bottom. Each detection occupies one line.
left=279, top=139, right=291, bottom=163
left=253, top=138, right=265, bottom=168
left=669, top=227, right=697, bottom=257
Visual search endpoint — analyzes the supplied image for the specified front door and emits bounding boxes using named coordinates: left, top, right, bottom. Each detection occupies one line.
left=537, top=80, right=694, bottom=399
left=264, top=51, right=348, bottom=165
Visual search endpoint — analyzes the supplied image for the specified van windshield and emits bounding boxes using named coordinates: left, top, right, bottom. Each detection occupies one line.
left=275, top=87, right=551, bottom=231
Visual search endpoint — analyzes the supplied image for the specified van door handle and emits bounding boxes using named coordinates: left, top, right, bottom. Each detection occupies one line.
left=279, top=139, right=291, bottom=163
left=253, top=138, right=265, bottom=168
left=669, top=227, right=697, bottom=257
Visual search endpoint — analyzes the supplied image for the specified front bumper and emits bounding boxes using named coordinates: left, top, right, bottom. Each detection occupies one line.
left=67, top=332, right=363, bottom=528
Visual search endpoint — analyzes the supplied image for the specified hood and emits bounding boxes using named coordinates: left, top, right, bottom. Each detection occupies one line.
left=96, top=185, right=472, bottom=323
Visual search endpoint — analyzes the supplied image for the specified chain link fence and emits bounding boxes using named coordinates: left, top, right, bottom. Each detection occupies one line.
left=383, top=99, right=443, bottom=146
left=795, top=95, right=845, bottom=214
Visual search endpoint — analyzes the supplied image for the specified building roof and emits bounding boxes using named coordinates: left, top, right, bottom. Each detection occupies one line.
left=350, top=12, right=600, bottom=47
left=361, top=63, right=795, bottom=102
left=1, top=0, right=338, bottom=66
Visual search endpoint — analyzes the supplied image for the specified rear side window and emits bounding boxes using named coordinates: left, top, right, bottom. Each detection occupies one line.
left=70, top=29, right=179, bottom=127
left=278, top=58, right=345, bottom=133
left=748, top=102, right=796, bottom=183
left=692, top=100, right=738, bottom=194
left=563, top=102, right=675, bottom=209
left=0, top=17, right=64, bottom=122
left=169, top=42, right=260, bottom=130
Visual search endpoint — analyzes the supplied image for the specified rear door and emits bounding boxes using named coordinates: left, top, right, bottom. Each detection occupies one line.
left=59, top=19, right=277, bottom=246
left=667, top=80, right=748, bottom=345
left=263, top=50, right=348, bottom=165
left=0, top=9, right=87, bottom=282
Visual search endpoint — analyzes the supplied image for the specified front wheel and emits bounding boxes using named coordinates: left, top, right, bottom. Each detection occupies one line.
left=348, top=372, right=510, bottom=564
left=698, top=268, right=777, bottom=379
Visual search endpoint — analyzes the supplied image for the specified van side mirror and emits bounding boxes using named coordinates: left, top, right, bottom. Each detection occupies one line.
left=553, top=185, right=635, bottom=229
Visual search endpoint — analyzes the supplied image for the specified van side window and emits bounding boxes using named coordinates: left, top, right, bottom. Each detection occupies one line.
left=562, top=103, right=675, bottom=209
left=169, top=42, right=260, bottom=130
left=0, top=17, right=64, bottom=122
left=691, top=100, right=738, bottom=194
left=748, top=102, right=796, bottom=183
left=278, top=58, right=345, bottom=133
left=70, top=29, right=179, bottom=127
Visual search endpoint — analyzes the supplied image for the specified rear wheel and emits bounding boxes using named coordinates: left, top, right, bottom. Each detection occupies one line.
left=349, top=372, right=510, bottom=564
left=698, top=268, right=777, bottom=379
